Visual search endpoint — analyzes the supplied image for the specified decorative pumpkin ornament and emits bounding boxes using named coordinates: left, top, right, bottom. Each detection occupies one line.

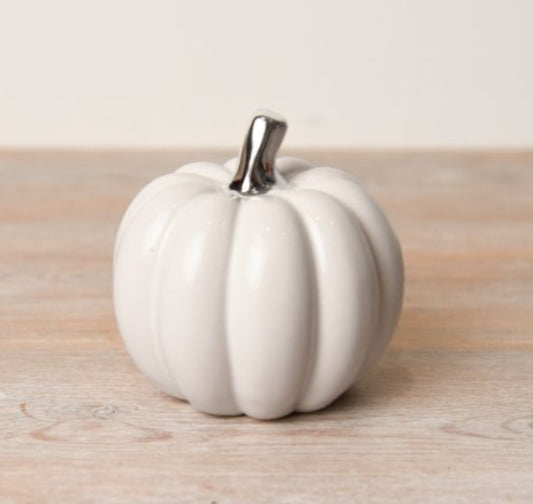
left=114, top=111, right=403, bottom=420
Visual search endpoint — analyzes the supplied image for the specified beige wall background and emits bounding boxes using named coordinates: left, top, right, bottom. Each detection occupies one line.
left=0, top=0, right=532, bottom=148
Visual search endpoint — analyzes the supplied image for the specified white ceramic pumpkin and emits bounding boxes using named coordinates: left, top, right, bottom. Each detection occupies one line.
left=114, top=111, right=403, bottom=420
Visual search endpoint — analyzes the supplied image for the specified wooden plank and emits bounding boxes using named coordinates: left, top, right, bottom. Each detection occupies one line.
left=1, top=150, right=532, bottom=503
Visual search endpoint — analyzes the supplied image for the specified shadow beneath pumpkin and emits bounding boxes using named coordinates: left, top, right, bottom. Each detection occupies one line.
left=286, top=351, right=416, bottom=421
left=292, top=342, right=462, bottom=421
left=344, top=358, right=413, bottom=408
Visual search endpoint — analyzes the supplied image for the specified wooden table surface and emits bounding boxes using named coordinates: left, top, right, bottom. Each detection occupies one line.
left=1, top=150, right=532, bottom=503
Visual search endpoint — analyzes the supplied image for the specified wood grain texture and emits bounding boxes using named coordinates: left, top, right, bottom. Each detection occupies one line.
left=1, top=150, right=532, bottom=503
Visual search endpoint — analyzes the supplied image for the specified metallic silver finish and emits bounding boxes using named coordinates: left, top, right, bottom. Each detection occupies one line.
left=229, top=110, right=287, bottom=195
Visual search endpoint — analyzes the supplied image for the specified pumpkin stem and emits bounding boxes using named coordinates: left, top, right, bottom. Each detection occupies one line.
left=229, top=110, right=287, bottom=195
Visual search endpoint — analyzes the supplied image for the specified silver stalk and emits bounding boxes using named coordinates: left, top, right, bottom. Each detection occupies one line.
left=229, top=110, right=287, bottom=195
